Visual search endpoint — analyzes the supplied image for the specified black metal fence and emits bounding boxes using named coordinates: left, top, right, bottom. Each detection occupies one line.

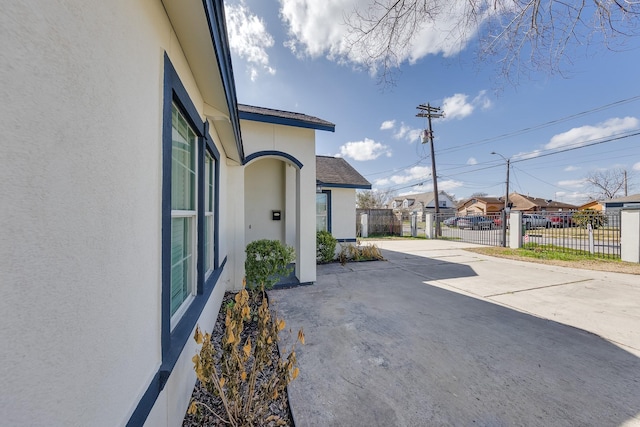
left=519, top=211, right=621, bottom=259
left=437, top=212, right=504, bottom=246
left=433, top=211, right=621, bottom=259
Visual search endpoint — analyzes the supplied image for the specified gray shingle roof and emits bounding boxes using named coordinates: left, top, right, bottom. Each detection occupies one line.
left=602, top=193, right=640, bottom=203
left=238, top=104, right=335, bottom=132
left=316, top=156, right=371, bottom=189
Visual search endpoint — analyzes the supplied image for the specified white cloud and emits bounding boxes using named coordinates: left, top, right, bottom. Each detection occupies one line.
left=279, top=0, right=491, bottom=72
left=512, top=149, right=541, bottom=161
left=564, top=165, right=579, bottom=172
left=337, top=138, right=391, bottom=161
left=401, top=179, right=463, bottom=193
left=546, top=117, right=639, bottom=150
left=226, top=2, right=276, bottom=81
left=442, top=90, right=492, bottom=120
left=387, top=121, right=421, bottom=143
left=380, top=120, right=395, bottom=130
left=467, top=157, right=478, bottom=165
left=633, top=162, right=640, bottom=171
left=374, top=165, right=431, bottom=187
left=557, top=179, right=587, bottom=188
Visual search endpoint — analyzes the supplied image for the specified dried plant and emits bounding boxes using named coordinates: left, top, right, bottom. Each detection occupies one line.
left=337, top=242, right=384, bottom=265
left=189, top=285, right=304, bottom=426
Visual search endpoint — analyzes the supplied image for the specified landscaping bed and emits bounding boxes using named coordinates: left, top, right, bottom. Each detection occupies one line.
left=182, top=291, right=296, bottom=427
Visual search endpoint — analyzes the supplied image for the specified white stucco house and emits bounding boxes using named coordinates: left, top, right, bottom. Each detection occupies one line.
left=391, top=191, right=456, bottom=215
left=316, top=156, right=372, bottom=242
left=1, top=1, right=332, bottom=426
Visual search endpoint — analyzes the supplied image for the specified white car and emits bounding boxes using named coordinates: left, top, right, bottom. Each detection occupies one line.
left=522, top=214, right=551, bottom=229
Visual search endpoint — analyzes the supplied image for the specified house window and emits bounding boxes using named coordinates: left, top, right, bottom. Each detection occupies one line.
left=171, top=103, right=197, bottom=319
left=158, top=54, right=227, bottom=414
left=316, top=190, right=331, bottom=232
left=204, top=151, right=215, bottom=276
left=403, top=200, right=409, bottom=208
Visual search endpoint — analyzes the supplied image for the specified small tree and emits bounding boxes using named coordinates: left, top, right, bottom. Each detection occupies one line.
left=573, top=209, right=607, bottom=229
left=356, top=189, right=393, bottom=209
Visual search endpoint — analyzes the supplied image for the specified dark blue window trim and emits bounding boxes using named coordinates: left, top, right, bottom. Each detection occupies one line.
left=336, top=238, right=357, bottom=243
left=316, top=182, right=371, bottom=190
left=238, top=110, right=335, bottom=132
left=244, top=150, right=303, bottom=169
left=321, top=189, right=332, bottom=232
left=127, top=53, right=226, bottom=427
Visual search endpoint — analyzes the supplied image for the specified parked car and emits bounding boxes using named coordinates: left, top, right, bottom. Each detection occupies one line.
left=548, top=212, right=574, bottom=228
left=458, top=216, right=495, bottom=230
left=522, top=214, right=551, bottom=229
left=443, top=216, right=462, bottom=227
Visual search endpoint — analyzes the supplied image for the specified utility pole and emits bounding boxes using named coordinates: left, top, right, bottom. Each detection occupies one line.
left=416, top=103, right=444, bottom=236
left=491, top=151, right=510, bottom=247
left=624, top=169, right=628, bottom=196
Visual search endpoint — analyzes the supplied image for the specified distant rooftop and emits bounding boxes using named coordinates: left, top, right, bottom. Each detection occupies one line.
left=238, top=104, right=335, bottom=132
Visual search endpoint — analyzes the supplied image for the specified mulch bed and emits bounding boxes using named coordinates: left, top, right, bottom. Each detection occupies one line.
left=182, top=291, right=294, bottom=427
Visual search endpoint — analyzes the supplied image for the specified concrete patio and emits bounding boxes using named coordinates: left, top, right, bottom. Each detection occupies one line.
left=269, top=239, right=640, bottom=426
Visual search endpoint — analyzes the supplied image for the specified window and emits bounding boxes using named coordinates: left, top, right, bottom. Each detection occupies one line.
left=171, top=103, right=197, bottom=320
left=161, top=54, right=223, bottom=370
left=204, top=152, right=215, bottom=276
left=316, top=190, right=331, bottom=232
left=316, top=192, right=328, bottom=232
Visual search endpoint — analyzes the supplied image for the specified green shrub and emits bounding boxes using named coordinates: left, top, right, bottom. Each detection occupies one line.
left=573, top=209, right=607, bottom=229
left=316, top=230, right=337, bottom=263
left=245, top=239, right=295, bottom=291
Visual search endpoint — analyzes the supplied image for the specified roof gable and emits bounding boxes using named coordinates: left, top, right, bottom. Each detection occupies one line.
left=316, top=156, right=371, bottom=189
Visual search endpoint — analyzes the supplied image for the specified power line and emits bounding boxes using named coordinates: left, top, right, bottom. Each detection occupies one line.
left=435, top=94, right=640, bottom=155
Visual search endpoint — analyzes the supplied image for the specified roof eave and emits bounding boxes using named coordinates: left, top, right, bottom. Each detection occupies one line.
left=240, top=111, right=335, bottom=132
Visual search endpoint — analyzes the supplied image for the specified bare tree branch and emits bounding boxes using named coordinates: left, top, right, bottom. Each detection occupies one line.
left=345, top=0, right=640, bottom=85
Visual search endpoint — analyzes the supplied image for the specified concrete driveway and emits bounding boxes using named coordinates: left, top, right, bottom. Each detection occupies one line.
left=269, top=240, right=640, bottom=427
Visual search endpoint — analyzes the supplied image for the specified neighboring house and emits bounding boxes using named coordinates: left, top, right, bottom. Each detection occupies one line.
left=2, top=2, right=331, bottom=427
left=316, top=155, right=371, bottom=242
left=457, top=196, right=505, bottom=215
left=457, top=193, right=577, bottom=215
left=602, top=194, right=640, bottom=214
left=579, top=200, right=605, bottom=211
left=507, top=193, right=578, bottom=212
left=391, top=191, right=455, bottom=215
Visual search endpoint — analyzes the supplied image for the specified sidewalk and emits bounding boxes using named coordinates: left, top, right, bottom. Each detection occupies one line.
left=269, top=239, right=640, bottom=426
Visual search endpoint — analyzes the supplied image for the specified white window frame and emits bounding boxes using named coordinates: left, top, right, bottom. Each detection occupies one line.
left=204, top=152, right=214, bottom=277
left=170, top=103, right=198, bottom=329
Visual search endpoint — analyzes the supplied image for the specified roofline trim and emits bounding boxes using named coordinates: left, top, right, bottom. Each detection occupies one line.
left=203, top=0, right=244, bottom=160
left=239, top=110, right=335, bottom=132
left=317, top=182, right=372, bottom=190
left=244, top=150, right=304, bottom=169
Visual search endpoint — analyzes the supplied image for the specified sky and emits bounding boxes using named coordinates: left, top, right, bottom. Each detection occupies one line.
left=223, top=0, right=640, bottom=205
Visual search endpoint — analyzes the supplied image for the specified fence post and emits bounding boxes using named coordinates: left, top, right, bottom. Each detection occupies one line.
left=621, top=207, right=640, bottom=263
left=361, top=213, right=368, bottom=238
left=411, top=213, right=418, bottom=237
left=509, top=211, right=522, bottom=248
left=425, top=213, right=434, bottom=239
left=587, top=223, right=595, bottom=254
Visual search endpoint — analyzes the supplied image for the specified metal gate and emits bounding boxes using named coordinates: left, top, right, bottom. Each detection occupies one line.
left=434, top=211, right=621, bottom=259
left=436, top=213, right=504, bottom=246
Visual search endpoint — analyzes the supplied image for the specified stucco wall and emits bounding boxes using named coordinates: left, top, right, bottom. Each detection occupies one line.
left=1, top=1, right=234, bottom=426
left=241, top=120, right=317, bottom=283
left=244, top=158, right=286, bottom=244
left=329, top=188, right=357, bottom=240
